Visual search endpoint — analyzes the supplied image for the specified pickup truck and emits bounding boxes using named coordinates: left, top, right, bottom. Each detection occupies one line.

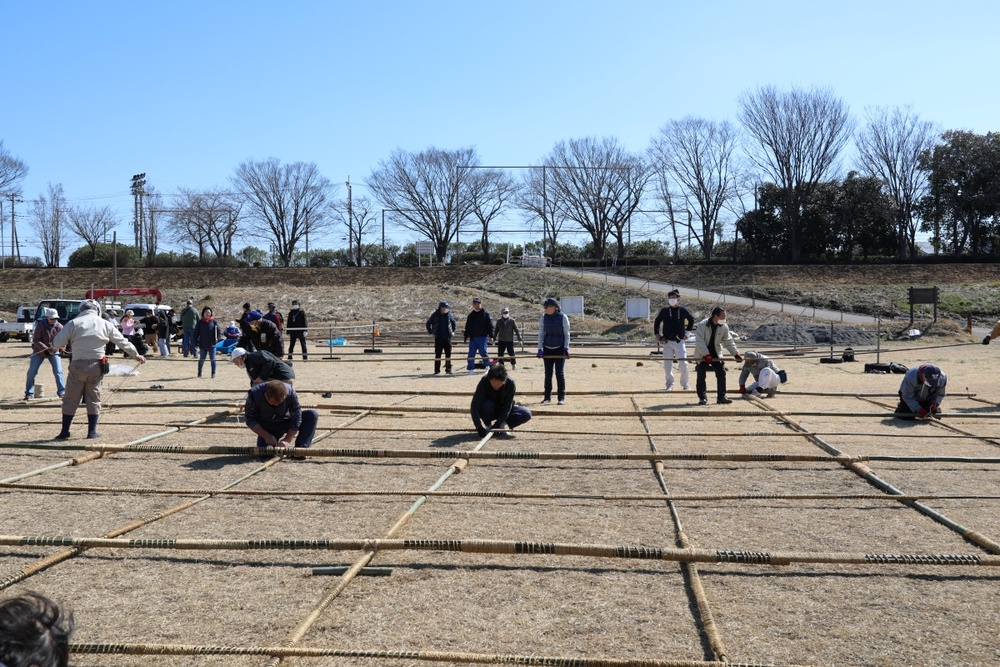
left=0, top=319, right=33, bottom=342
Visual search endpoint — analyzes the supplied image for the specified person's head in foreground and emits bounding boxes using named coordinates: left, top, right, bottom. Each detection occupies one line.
left=0, top=592, right=75, bottom=667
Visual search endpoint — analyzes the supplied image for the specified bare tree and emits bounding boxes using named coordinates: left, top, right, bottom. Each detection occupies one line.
left=469, top=169, right=519, bottom=263
left=0, top=140, right=28, bottom=193
left=367, top=147, right=481, bottom=262
left=520, top=167, right=570, bottom=260
left=143, top=185, right=163, bottom=264
left=336, top=194, right=380, bottom=266
left=167, top=188, right=241, bottom=264
left=649, top=117, right=742, bottom=260
left=856, top=106, right=937, bottom=259
left=30, top=183, right=67, bottom=267
left=67, top=205, right=118, bottom=260
left=231, top=158, right=335, bottom=267
left=738, top=85, right=853, bottom=261
left=540, top=138, right=647, bottom=260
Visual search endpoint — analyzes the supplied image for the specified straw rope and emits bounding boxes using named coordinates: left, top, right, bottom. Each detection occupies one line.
left=8, top=481, right=995, bottom=503
left=1, top=533, right=997, bottom=567
left=854, top=394, right=1000, bottom=451
left=69, top=642, right=807, bottom=667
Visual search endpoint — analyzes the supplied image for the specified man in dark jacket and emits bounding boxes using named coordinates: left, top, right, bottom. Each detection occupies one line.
left=470, top=364, right=532, bottom=438
left=230, top=347, right=295, bottom=385
left=263, top=301, right=284, bottom=332
left=426, top=300, right=457, bottom=374
left=653, top=289, right=696, bottom=391
left=244, top=380, right=318, bottom=451
left=245, top=309, right=284, bottom=358
left=238, top=302, right=257, bottom=351
left=463, top=296, right=494, bottom=374
left=286, top=300, right=308, bottom=360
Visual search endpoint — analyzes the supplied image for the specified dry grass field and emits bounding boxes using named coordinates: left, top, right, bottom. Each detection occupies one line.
left=1, top=319, right=999, bottom=667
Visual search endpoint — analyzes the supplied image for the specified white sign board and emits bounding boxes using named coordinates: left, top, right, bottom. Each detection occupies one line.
left=415, top=241, right=435, bottom=255
left=560, top=296, right=584, bottom=316
left=626, top=298, right=650, bottom=319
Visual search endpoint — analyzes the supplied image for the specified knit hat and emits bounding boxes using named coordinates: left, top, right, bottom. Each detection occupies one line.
left=543, top=298, right=558, bottom=308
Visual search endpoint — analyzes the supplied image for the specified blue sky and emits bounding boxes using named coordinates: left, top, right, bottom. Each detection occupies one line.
left=2, top=0, right=997, bottom=258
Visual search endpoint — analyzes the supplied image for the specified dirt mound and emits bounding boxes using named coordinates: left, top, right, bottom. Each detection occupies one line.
left=747, top=323, right=876, bottom=345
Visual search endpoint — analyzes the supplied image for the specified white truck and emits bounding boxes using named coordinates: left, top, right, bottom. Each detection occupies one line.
left=0, top=306, right=35, bottom=342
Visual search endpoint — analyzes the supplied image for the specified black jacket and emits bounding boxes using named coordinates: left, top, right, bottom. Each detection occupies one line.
left=426, top=310, right=457, bottom=339
left=464, top=308, right=494, bottom=339
left=243, top=350, right=296, bottom=384
left=287, top=307, right=307, bottom=332
left=249, top=319, right=284, bottom=357
left=654, top=306, right=695, bottom=342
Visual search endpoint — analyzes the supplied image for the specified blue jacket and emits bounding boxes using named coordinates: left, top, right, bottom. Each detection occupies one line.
left=899, top=365, right=947, bottom=412
left=426, top=310, right=457, bottom=339
left=244, top=382, right=302, bottom=431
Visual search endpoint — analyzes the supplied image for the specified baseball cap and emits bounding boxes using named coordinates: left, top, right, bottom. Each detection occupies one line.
left=472, top=297, right=482, bottom=303
left=921, top=364, right=943, bottom=387
left=438, top=301, right=450, bottom=309
left=501, top=308, right=509, bottom=314
left=246, top=310, right=263, bottom=322
left=230, top=347, right=247, bottom=363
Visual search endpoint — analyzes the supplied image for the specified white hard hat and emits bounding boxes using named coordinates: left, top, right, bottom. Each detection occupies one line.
left=230, top=347, right=247, bottom=363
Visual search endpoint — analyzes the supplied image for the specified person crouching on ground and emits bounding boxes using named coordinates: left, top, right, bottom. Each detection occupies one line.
left=471, top=363, right=532, bottom=438
left=738, top=350, right=783, bottom=398
left=49, top=299, right=145, bottom=440
left=894, top=363, right=946, bottom=420
left=693, top=306, right=742, bottom=405
left=245, top=379, right=318, bottom=452
left=230, top=347, right=295, bottom=386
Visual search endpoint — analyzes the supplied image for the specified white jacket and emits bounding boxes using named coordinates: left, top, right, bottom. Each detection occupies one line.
left=51, top=310, right=140, bottom=360
left=693, top=318, right=740, bottom=360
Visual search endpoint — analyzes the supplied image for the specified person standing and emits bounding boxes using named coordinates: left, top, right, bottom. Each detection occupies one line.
left=156, top=311, right=172, bottom=356
left=653, top=289, right=695, bottom=391
left=193, top=306, right=223, bottom=378
left=244, top=380, right=318, bottom=452
left=463, top=296, right=494, bottom=374
left=24, top=308, right=66, bottom=400
left=49, top=300, right=145, bottom=440
left=693, top=306, right=742, bottom=405
left=179, top=299, right=199, bottom=358
left=263, top=302, right=284, bottom=333
left=894, top=363, right=947, bottom=420
left=537, top=297, right=570, bottom=405
left=286, top=300, right=308, bottom=360
left=493, top=307, right=523, bottom=368
left=738, top=350, right=784, bottom=398
left=426, top=300, right=457, bottom=374
left=238, top=302, right=257, bottom=351
left=230, top=347, right=296, bottom=385
left=245, top=309, right=284, bottom=358
left=471, top=363, right=533, bottom=437
left=140, top=311, right=158, bottom=350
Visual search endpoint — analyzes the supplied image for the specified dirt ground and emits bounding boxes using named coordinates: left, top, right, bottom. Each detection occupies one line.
left=1, top=321, right=998, bottom=666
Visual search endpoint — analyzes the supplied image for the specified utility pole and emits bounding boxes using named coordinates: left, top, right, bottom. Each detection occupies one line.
left=4, top=193, right=24, bottom=267
left=345, top=177, right=354, bottom=265
left=130, top=173, right=146, bottom=257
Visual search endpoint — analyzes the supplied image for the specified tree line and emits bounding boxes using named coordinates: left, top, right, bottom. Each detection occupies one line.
left=2, top=85, right=998, bottom=268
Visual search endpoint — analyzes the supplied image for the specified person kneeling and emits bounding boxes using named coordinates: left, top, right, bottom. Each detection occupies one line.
left=471, top=364, right=532, bottom=437
left=245, top=380, right=318, bottom=454
left=894, top=363, right=946, bottom=420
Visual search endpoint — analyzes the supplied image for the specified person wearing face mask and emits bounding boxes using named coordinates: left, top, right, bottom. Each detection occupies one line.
left=693, top=306, right=742, bottom=405
left=894, top=363, right=947, bottom=420
left=653, top=289, right=695, bottom=392
left=738, top=350, right=785, bottom=398
left=493, top=307, right=523, bottom=368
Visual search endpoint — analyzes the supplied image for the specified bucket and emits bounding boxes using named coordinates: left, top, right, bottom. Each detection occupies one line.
left=34, top=383, right=44, bottom=398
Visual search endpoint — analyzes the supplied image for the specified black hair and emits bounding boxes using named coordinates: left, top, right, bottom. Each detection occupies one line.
left=201, top=306, right=213, bottom=317
left=711, top=306, right=726, bottom=319
left=0, top=592, right=75, bottom=667
left=486, top=364, right=508, bottom=382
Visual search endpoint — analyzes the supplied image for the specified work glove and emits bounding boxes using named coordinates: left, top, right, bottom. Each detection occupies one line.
left=930, top=402, right=940, bottom=415
left=984, top=336, right=992, bottom=345
left=917, top=408, right=929, bottom=419
left=739, top=386, right=746, bottom=394
left=563, top=348, right=570, bottom=358
left=733, top=354, right=743, bottom=363
left=702, top=355, right=713, bottom=363
left=537, top=349, right=544, bottom=358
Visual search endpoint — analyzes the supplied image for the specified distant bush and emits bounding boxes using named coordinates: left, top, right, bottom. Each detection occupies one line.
left=67, top=243, right=141, bottom=268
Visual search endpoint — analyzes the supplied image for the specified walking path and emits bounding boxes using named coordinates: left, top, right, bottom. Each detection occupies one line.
left=549, top=266, right=989, bottom=336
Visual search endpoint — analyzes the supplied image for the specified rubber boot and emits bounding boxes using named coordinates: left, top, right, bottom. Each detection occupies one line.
left=87, top=413, right=101, bottom=439
left=55, top=414, right=73, bottom=440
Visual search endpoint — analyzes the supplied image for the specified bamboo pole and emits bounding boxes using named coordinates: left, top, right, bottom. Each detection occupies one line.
left=631, top=396, right=729, bottom=662
left=2, top=533, right=998, bottom=567
left=69, top=642, right=806, bottom=667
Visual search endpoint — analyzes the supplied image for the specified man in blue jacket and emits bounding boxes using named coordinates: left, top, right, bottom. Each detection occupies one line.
left=426, top=301, right=457, bottom=374
left=894, top=363, right=946, bottom=420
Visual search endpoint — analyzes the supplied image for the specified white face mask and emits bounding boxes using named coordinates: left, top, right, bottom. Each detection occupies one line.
left=502, top=313, right=509, bottom=319
left=717, top=318, right=726, bottom=325
left=668, top=298, right=678, bottom=306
